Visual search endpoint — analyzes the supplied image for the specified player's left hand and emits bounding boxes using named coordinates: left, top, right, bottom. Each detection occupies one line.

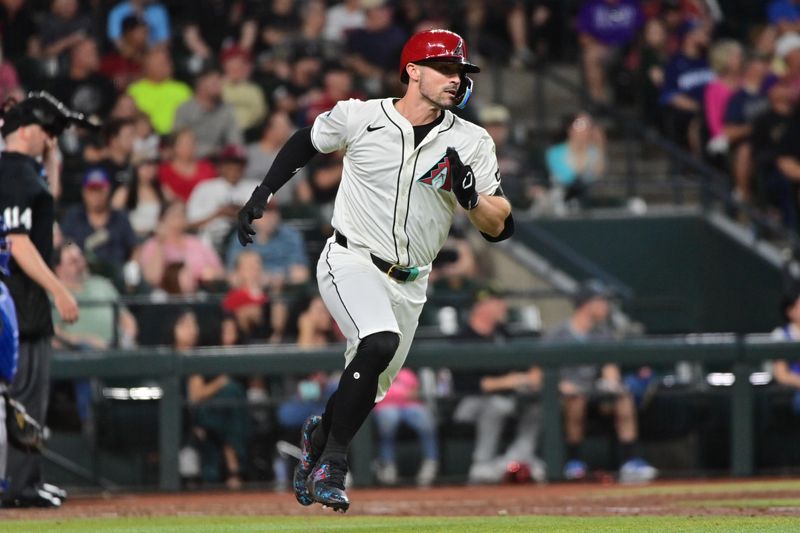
left=447, top=147, right=480, bottom=210
left=237, top=184, right=272, bottom=246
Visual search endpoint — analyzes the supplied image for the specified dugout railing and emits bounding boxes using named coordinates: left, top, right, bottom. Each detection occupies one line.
left=50, top=335, right=798, bottom=491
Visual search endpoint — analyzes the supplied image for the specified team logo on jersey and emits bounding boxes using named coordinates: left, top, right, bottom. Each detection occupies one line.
left=453, top=40, right=464, bottom=58
left=417, top=155, right=453, bottom=192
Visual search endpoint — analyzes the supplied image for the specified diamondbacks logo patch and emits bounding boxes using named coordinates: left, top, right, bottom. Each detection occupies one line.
left=418, top=154, right=453, bottom=192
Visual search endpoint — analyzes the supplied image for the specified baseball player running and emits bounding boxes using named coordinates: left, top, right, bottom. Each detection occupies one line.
left=238, top=29, right=513, bottom=512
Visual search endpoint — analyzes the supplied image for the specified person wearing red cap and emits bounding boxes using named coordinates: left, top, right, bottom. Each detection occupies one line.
left=237, top=29, right=513, bottom=512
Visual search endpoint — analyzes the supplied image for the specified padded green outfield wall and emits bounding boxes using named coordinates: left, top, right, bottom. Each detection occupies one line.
left=516, top=214, right=784, bottom=334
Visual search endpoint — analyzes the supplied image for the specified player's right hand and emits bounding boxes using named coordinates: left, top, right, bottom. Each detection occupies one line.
left=237, top=185, right=272, bottom=246
left=55, top=287, right=79, bottom=324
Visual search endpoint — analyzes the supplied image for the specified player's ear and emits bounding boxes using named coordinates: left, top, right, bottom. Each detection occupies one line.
left=407, top=63, right=420, bottom=83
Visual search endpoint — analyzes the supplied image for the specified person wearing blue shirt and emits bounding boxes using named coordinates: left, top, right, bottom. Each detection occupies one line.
left=107, top=0, right=170, bottom=47
left=660, top=19, right=714, bottom=152
left=0, top=217, right=20, bottom=496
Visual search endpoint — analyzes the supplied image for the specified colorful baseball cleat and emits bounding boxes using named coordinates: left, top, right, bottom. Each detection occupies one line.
left=308, top=458, right=350, bottom=513
left=293, top=415, right=322, bottom=506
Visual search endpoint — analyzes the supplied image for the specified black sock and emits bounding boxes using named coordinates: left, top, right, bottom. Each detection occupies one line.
left=322, top=332, right=399, bottom=460
left=567, top=442, right=582, bottom=462
left=312, top=392, right=336, bottom=455
left=619, top=441, right=637, bottom=464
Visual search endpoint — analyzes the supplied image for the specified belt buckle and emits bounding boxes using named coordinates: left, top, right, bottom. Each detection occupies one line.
left=387, top=264, right=419, bottom=282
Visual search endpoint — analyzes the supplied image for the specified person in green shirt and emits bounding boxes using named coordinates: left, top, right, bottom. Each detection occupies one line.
left=52, top=242, right=137, bottom=349
left=128, top=48, right=192, bottom=135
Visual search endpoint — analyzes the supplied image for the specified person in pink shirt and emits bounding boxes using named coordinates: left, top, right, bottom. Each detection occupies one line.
left=704, top=40, right=743, bottom=156
left=138, top=201, right=224, bottom=293
left=372, top=368, right=438, bottom=487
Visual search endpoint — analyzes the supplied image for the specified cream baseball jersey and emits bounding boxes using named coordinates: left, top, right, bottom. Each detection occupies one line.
left=310, top=97, right=501, bottom=267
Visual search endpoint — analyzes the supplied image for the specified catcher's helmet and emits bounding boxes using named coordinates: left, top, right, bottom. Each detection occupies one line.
left=399, top=29, right=480, bottom=83
left=0, top=91, right=99, bottom=138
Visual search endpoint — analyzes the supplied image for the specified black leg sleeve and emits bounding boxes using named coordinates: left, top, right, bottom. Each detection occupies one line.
left=322, top=331, right=400, bottom=457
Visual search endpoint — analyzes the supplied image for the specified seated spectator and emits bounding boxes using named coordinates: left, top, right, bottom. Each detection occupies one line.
left=131, top=112, right=160, bottom=164
left=704, top=40, right=744, bottom=158
left=373, top=368, right=439, bottom=487
left=178, top=0, right=258, bottom=63
left=770, top=287, right=800, bottom=414
left=323, top=0, right=366, bottom=43
left=304, top=64, right=363, bottom=127
left=659, top=19, right=714, bottom=154
left=768, top=0, right=800, bottom=35
left=38, top=0, right=96, bottom=73
left=451, top=289, right=521, bottom=483
left=244, top=111, right=308, bottom=203
left=60, top=168, right=138, bottom=280
left=545, top=112, right=607, bottom=209
left=128, top=48, right=192, bottom=135
left=100, top=15, right=148, bottom=92
left=223, top=250, right=270, bottom=342
left=49, top=37, right=117, bottom=120
left=478, top=104, right=539, bottom=210
left=636, top=18, right=669, bottom=128
left=296, top=295, right=339, bottom=346
left=111, top=158, right=165, bottom=238
left=107, top=0, right=170, bottom=48
left=174, top=66, right=243, bottom=159
left=550, top=280, right=657, bottom=483
left=723, top=54, right=772, bottom=202
left=138, top=202, right=225, bottom=294
left=345, top=0, right=407, bottom=90
left=776, top=32, right=800, bottom=103
left=0, top=0, right=40, bottom=67
left=577, top=0, right=645, bottom=103
left=225, top=202, right=310, bottom=293
left=177, top=310, right=250, bottom=489
left=187, top=145, right=259, bottom=251
left=52, top=242, right=137, bottom=350
left=221, top=46, right=267, bottom=139
left=429, top=225, right=479, bottom=305
left=94, top=119, right=137, bottom=191
left=158, top=128, right=217, bottom=203
left=773, top=87, right=800, bottom=229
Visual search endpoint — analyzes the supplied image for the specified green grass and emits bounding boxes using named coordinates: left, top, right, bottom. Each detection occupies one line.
left=590, top=480, right=800, bottom=498
left=681, top=498, right=800, bottom=509
left=5, top=516, right=800, bottom=533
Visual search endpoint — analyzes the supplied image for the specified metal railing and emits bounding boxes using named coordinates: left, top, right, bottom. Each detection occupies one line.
left=50, top=335, right=798, bottom=490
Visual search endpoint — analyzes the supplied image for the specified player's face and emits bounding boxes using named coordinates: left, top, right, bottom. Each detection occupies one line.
left=417, top=63, right=463, bottom=110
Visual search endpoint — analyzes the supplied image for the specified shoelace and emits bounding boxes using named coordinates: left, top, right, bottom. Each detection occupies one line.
left=322, top=460, right=347, bottom=490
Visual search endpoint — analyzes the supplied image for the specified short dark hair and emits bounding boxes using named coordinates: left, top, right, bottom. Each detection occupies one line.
left=103, top=118, right=135, bottom=144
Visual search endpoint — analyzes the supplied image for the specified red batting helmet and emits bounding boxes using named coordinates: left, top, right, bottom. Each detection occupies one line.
left=399, top=29, right=480, bottom=83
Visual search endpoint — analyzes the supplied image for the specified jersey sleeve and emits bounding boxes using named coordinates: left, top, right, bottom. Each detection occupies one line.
left=0, top=174, right=36, bottom=235
left=310, top=99, right=356, bottom=154
left=470, top=133, right=501, bottom=196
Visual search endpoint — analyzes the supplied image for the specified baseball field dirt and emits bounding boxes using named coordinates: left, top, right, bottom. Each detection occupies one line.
left=3, top=478, right=800, bottom=532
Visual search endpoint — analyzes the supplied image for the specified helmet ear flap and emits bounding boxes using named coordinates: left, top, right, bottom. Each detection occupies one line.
left=455, top=74, right=473, bottom=110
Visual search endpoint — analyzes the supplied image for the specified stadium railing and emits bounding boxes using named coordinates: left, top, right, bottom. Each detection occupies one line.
left=51, top=334, right=797, bottom=490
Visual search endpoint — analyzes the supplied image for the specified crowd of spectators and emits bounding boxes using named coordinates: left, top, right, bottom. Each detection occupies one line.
left=5, top=0, right=800, bottom=489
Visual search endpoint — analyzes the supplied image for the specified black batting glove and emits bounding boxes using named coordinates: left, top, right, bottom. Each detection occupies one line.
left=447, top=147, right=480, bottom=210
left=237, top=184, right=272, bottom=245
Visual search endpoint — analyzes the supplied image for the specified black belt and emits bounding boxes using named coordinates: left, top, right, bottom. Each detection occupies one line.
left=334, top=230, right=419, bottom=283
